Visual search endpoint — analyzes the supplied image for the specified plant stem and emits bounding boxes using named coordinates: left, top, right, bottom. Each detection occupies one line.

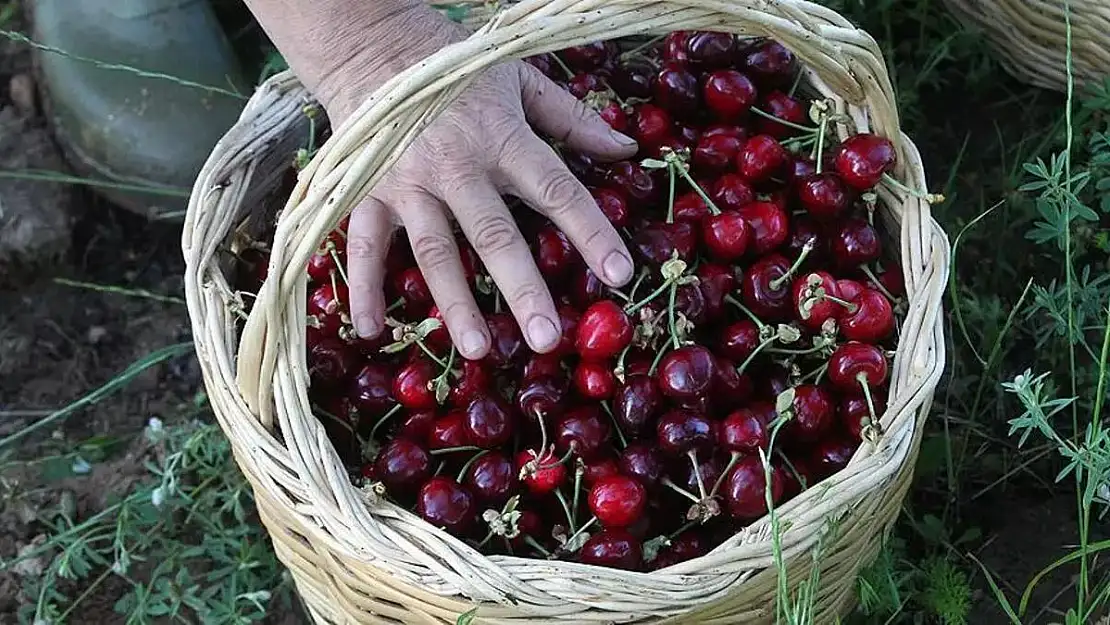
left=724, top=295, right=768, bottom=329
left=429, top=445, right=483, bottom=456
left=666, top=158, right=677, bottom=223
left=661, top=478, right=701, bottom=504
left=555, top=489, right=576, bottom=534
left=687, top=450, right=708, bottom=500
left=416, top=340, right=448, bottom=369
left=670, top=156, right=723, bottom=216
left=524, top=535, right=552, bottom=557
left=456, top=450, right=489, bottom=483
left=369, top=404, right=404, bottom=440
left=751, top=106, right=816, bottom=133
left=626, top=279, right=676, bottom=315
left=768, top=241, right=815, bottom=291
left=648, top=339, right=673, bottom=377
left=860, top=265, right=898, bottom=302
left=668, top=283, right=681, bottom=350
left=737, top=338, right=777, bottom=375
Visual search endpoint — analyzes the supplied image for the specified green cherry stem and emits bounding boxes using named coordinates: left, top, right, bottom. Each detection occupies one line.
left=797, top=362, right=829, bottom=386
left=416, top=340, right=448, bottom=369
left=549, top=53, right=576, bottom=80
left=628, top=267, right=650, bottom=301
left=811, top=292, right=858, bottom=314
left=571, top=461, right=584, bottom=531
left=750, top=106, right=817, bottom=133
left=666, top=153, right=723, bottom=216
left=858, top=373, right=880, bottom=428
left=737, top=337, right=777, bottom=375
left=774, top=449, right=809, bottom=491
left=524, top=535, right=552, bottom=558
left=813, top=110, right=829, bottom=173
left=625, top=278, right=676, bottom=315
left=724, top=295, right=769, bottom=330
left=709, top=451, right=744, bottom=498
left=600, top=401, right=629, bottom=449
left=687, top=450, right=708, bottom=500
left=429, top=445, right=483, bottom=456
left=561, top=516, right=598, bottom=554
left=768, top=240, right=815, bottom=291
left=456, top=449, right=490, bottom=483
left=661, top=478, right=701, bottom=504
left=766, top=342, right=829, bottom=356
left=668, top=282, right=681, bottom=350
left=880, top=173, right=945, bottom=204
left=385, top=297, right=405, bottom=314
left=555, top=488, right=576, bottom=534
left=369, top=403, right=404, bottom=440
left=619, top=34, right=666, bottom=61
left=648, top=335, right=673, bottom=377
left=666, top=157, right=677, bottom=223
left=860, top=264, right=898, bottom=302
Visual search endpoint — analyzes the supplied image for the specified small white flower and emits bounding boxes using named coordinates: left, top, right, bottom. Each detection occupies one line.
left=71, top=457, right=92, bottom=475
left=150, top=486, right=166, bottom=508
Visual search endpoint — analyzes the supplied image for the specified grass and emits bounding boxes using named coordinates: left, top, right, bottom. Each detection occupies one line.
left=2, top=0, right=1110, bottom=623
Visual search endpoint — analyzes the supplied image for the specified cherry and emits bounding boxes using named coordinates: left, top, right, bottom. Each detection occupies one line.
left=592, top=187, right=631, bottom=228
left=579, top=529, right=642, bottom=571
left=737, top=200, right=789, bottom=255
left=554, top=304, right=581, bottom=356
left=840, top=392, right=888, bottom=441
left=619, top=443, right=666, bottom=490
left=464, top=452, right=518, bottom=506
left=484, top=313, right=525, bottom=369
left=570, top=266, right=607, bottom=309
left=450, top=359, right=491, bottom=407
left=828, top=342, right=889, bottom=391
left=598, top=101, right=629, bottom=133
left=783, top=215, right=823, bottom=266
left=792, top=271, right=841, bottom=331
left=654, top=63, right=701, bottom=119
left=561, top=41, right=618, bottom=72
left=652, top=533, right=706, bottom=569
left=306, top=245, right=342, bottom=283
left=394, top=267, right=433, bottom=317
left=677, top=453, right=724, bottom=496
left=374, top=439, right=432, bottom=495
left=742, top=39, right=797, bottom=86
left=566, top=151, right=605, bottom=186
left=841, top=287, right=895, bottom=342
left=589, top=475, right=648, bottom=528
left=632, top=103, right=673, bottom=148
left=465, top=395, right=515, bottom=448
left=657, top=345, right=716, bottom=400
left=554, top=406, right=611, bottom=459
left=702, top=210, right=752, bottom=261
left=395, top=410, right=436, bottom=442
left=416, top=477, right=476, bottom=536
left=393, top=360, right=438, bottom=411
left=610, top=60, right=655, bottom=99
left=662, top=31, right=691, bottom=63
left=613, top=374, right=662, bottom=437
left=870, top=266, right=905, bottom=298
left=756, top=368, right=792, bottom=403
left=831, top=218, right=881, bottom=269
left=811, top=436, right=858, bottom=480
left=836, top=278, right=865, bottom=302
left=632, top=220, right=697, bottom=264
left=576, top=300, right=634, bottom=360
left=674, top=283, right=708, bottom=324
left=308, top=282, right=349, bottom=334
left=685, top=31, right=737, bottom=68
left=789, top=384, right=836, bottom=443
left=736, top=134, right=788, bottom=183
left=674, top=122, right=702, bottom=149
left=778, top=455, right=814, bottom=499
left=711, top=174, right=755, bottom=211
left=421, top=306, right=451, bottom=352
left=510, top=510, right=545, bottom=550
left=696, top=263, right=735, bottom=320
left=429, top=411, right=471, bottom=452
left=718, top=320, right=761, bottom=362
left=798, top=173, right=851, bottom=220
left=534, top=225, right=579, bottom=281
left=516, top=449, right=566, bottom=495
left=525, top=53, right=556, bottom=78
left=606, top=161, right=658, bottom=206
left=719, top=408, right=769, bottom=453
left=788, top=157, right=818, bottom=183
left=703, top=70, right=758, bottom=121
left=722, top=455, right=783, bottom=520
left=307, top=339, right=357, bottom=389
left=584, top=454, right=622, bottom=486
left=522, top=352, right=566, bottom=383
left=672, top=191, right=711, bottom=223
left=756, top=91, right=807, bottom=138
left=835, top=133, right=896, bottom=190
left=741, top=254, right=793, bottom=321
left=713, top=355, right=752, bottom=409
left=656, top=409, right=715, bottom=455
left=574, top=360, right=617, bottom=400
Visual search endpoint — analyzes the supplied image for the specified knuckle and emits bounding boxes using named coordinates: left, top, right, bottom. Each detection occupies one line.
left=469, top=212, right=520, bottom=256
left=346, top=235, right=380, bottom=262
left=507, top=281, right=547, bottom=312
left=534, top=169, right=582, bottom=215
left=411, top=232, right=458, bottom=271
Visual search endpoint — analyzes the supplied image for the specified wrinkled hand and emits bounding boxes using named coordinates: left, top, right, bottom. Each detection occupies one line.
left=326, top=59, right=639, bottom=360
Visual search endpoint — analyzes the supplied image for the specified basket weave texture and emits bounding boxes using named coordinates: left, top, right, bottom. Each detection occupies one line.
left=182, top=1, right=951, bottom=623
left=941, top=0, right=1110, bottom=91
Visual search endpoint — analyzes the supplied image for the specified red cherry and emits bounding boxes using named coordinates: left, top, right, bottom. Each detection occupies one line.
left=828, top=342, right=889, bottom=390
left=719, top=408, right=769, bottom=453
left=576, top=300, right=634, bottom=360
left=736, top=134, right=789, bottom=183
left=525, top=53, right=556, bottom=78
left=756, top=366, right=792, bottom=403
left=692, top=133, right=742, bottom=175
left=835, top=134, right=897, bottom=190
left=792, top=271, right=842, bottom=331
left=840, top=392, right=888, bottom=441
left=841, top=287, right=895, bottom=342
left=831, top=218, right=882, bottom=269
left=673, top=122, right=702, bottom=150
left=631, top=103, right=673, bottom=148
left=566, top=151, right=606, bottom=186
left=570, top=266, right=607, bottom=309
left=737, top=200, right=789, bottom=255
left=756, top=91, right=807, bottom=137
left=632, top=220, right=697, bottom=265
left=583, top=454, right=622, bottom=486
left=429, top=411, right=471, bottom=452
left=514, top=376, right=567, bottom=422
left=740, top=253, right=793, bottom=321
left=783, top=215, right=824, bottom=267
left=588, top=475, right=647, bottom=528
left=606, top=161, right=659, bottom=206
left=723, top=455, right=783, bottom=520
left=656, top=409, right=715, bottom=456
left=711, top=174, right=755, bottom=211
left=837, top=278, right=865, bottom=302
left=574, top=360, right=617, bottom=400
left=416, top=477, right=476, bottom=536
left=610, top=60, right=655, bottom=99
left=654, top=63, right=701, bottom=119
left=677, top=453, right=724, bottom=497
left=464, top=395, right=515, bottom=449
left=394, top=267, right=433, bottom=317
left=395, top=410, right=436, bottom=442
left=789, top=384, right=836, bottom=443
left=534, top=225, right=579, bottom=281
left=742, top=39, right=797, bottom=85
left=798, top=173, right=851, bottom=220
left=619, top=443, right=665, bottom=490
left=450, top=359, right=491, bottom=408
left=787, top=157, right=818, bottom=183
left=554, top=406, right=611, bottom=460
left=870, top=266, right=905, bottom=298
left=662, top=31, right=691, bottom=63
left=719, top=319, right=762, bottom=363
left=420, top=306, right=451, bottom=352
left=811, top=436, right=859, bottom=480
left=702, top=210, right=752, bottom=261
left=522, top=352, right=565, bottom=383
left=464, top=452, right=518, bottom=506
left=308, top=282, right=349, bottom=332
left=350, top=363, right=396, bottom=415
left=306, top=246, right=342, bottom=283
left=672, top=191, right=712, bottom=223
left=613, top=374, right=662, bottom=438
left=516, top=448, right=566, bottom=495
left=696, top=263, right=735, bottom=320
left=579, top=529, right=642, bottom=571
left=652, top=533, right=706, bottom=569
left=307, top=338, right=357, bottom=389
left=484, top=313, right=525, bottom=368
left=561, top=41, right=618, bottom=71
left=592, top=187, right=632, bottom=228
left=703, top=69, right=758, bottom=121
left=568, top=72, right=608, bottom=99
left=393, top=360, right=437, bottom=411
left=685, top=31, right=738, bottom=68
left=657, top=345, right=716, bottom=400
left=599, top=101, right=629, bottom=133
left=375, top=439, right=432, bottom=495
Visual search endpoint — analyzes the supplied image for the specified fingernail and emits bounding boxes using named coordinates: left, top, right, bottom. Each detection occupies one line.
left=603, top=251, right=634, bottom=285
left=527, top=316, right=560, bottom=350
left=608, top=127, right=637, bottom=148
left=355, top=314, right=379, bottom=338
left=461, top=330, right=487, bottom=358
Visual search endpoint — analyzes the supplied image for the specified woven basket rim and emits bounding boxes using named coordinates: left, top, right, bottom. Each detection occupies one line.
left=183, top=1, right=951, bottom=621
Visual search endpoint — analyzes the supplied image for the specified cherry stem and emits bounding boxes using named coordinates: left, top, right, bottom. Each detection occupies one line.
left=880, top=173, right=945, bottom=203
left=648, top=338, right=672, bottom=377
left=858, top=376, right=879, bottom=431
left=619, top=34, right=666, bottom=61
left=571, top=461, right=584, bottom=531
left=798, top=363, right=829, bottom=386
left=562, top=516, right=598, bottom=553
left=737, top=337, right=777, bottom=375
left=416, top=340, right=448, bottom=369
left=607, top=287, right=632, bottom=303
left=750, top=106, right=817, bottom=133
left=668, top=282, right=681, bottom=350
left=687, top=450, right=708, bottom=500
left=813, top=292, right=859, bottom=314
left=429, top=445, right=483, bottom=456
left=774, top=449, right=808, bottom=490
left=710, top=451, right=743, bottom=498
left=524, top=535, right=552, bottom=558
left=329, top=246, right=350, bottom=287
left=768, top=240, right=815, bottom=291
left=600, top=401, right=629, bottom=448
left=628, top=267, right=650, bottom=301
left=812, top=106, right=830, bottom=174
left=534, top=408, right=550, bottom=455
left=766, top=342, right=828, bottom=356
left=666, top=157, right=677, bottom=223
left=313, top=404, right=354, bottom=435
left=456, top=449, right=489, bottom=483
left=663, top=151, right=723, bottom=216
left=625, top=277, right=678, bottom=315
left=787, top=71, right=804, bottom=98
left=536, top=445, right=576, bottom=472
left=661, top=478, right=700, bottom=504
left=369, top=404, right=403, bottom=440
left=724, top=295, right=769, bottom=330
left=555, top=489, right=576, bottom=534
left=433, top=460, right=446, bottom=477
left=549, top=53, right=576, bottom=80
left=861, top=265, right=898, bottom=302
left=385, top=297, right=405, bottom=313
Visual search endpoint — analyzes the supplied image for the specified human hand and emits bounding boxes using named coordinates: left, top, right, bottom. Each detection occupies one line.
left=314, top=11, right=639, bottom=360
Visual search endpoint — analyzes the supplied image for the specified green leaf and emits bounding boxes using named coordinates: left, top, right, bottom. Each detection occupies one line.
left=457, top=607, right=479, bottom=625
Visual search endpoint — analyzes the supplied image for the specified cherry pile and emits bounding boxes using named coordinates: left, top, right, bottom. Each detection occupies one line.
left=244, top=31, right=912, bottom=572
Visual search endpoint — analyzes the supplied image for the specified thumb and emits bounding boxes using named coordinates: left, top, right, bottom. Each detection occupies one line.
left=518, top=63, right=638, bottom=162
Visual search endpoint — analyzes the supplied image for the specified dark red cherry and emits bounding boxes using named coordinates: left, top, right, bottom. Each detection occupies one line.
left=737, top=200, right=789, bottom=255
left=554, top=304, right=581, bottom=356
left=811, top=436, right=858, bottom=480
left=416, top=477, right=476, bottom=536
left=656, top=409, right=715, bottom=455
left=598, top=100, right=629, bottom=133
left=756, top=368, right=791, bottom=403
left=574, top=360, right=617, bottom=400
left=516, top=449, right=566, bottom=495
left=651, top=533, right=706, bottom=569
left=677, top=453, right=724, bottom=496
left=563, top=40, right=618, bottom=71
left=792, top=270, right=842, bottom=331
left=799, top=173, right=851, bottom=220
left=789, top=384, right=836, bottom=443
left=742, top=39, right=798, bottom=86
left=632, top=103, right=673, bottom=148
left=736, top=134, right=788, bottom=183
left=589, top=475, right=647, bottom=528
left=632, top=220, right=697, bottom=265
left=583, top=453, right=621, bottom=486
left=619, top=443, right=665, bottom=490
left=703, top=69, right=758, bottom=121
left=613, top=374, right=662, bottom=437
left=712, top=356, right=751, bottom=410
left=429, top=411, right=471, bottom=452
left=592, top=187, right=632, bottom=228
left=869, top=266, right=905, bottom=298
left=720, top=408, right=769, bottom=453
left=607, top=161, right=659, bottom=206
left=756, top=91, right=807, bottom=138
left=694, top=132, right=745, bottom=174
left=306, top=245, right=342, bottom=283
left=308, top=339, right=357, bottom=389
left=576, top=300, right=634, bottom=360
left=374, top=439, right=432, bottom=495
left=566, top=151, right=605, bottom=186
left=515, top=376, right=567, bottom=422
left=449, top=360, right=491, bottom=408
left=307, top=281, right=348, bottom=318
left=484, top=313, right=525, bottom=369
left=702, top=210, right=752, bottom=261
left=534, top=225, right=579, bottom=281
left=672, top=191, right=711, bottom=223
left=741, top=254, right=793, bottom=321
left=654, top=63, right=701, bottom=119
left=835, top=133, right=897, bottom=190
left=525, top=53, right=557, bottom=78
left=841, top=287, right=895, bottom=342
left=723, top=455, right=783, bottom=520
left=719, top=320, right=763, bottom=363
left=394, top=267, right=433, bottom=317
left=674, top=283, right=707, bottom=325
left=393, top=360, right=437, bottom=411
left=711, top=173, right=755, bottom=211
left=686, top=31, right=737, bottom=68
left=571, top=266, right=607, bottom=309
left=674, top=122, right=701, bottom=149
left=464, top=452, right=518, bottom=506
left=832, top=218, right=882, bottom=269
left=840, top=392, right=888, bottom=441
left=579, top=529, right=642, bottom=571
left=522, top=352, right=565, bottom=383
left=696, top=262, right=735, bottom=320
left=465, top=395, right=515, bottom=448
left=419, top=306, right=451, bottom=353
left=788, top=157, right=818, bottom=183
left=657, top=346, right=716, bottom=400
left=555, top=406, right=611, bottom=460
left=610, top=60, right=655, bottom=99
left=662, top=31, right=690, bottom=63
left=395, top=410, right=436, bottom=442
left=783, top=215, right=824, bottom=266
left=828, top=342, right=889, bottom=390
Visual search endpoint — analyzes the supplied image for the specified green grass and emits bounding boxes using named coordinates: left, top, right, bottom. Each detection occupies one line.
left=3, top=0, right=1110, bottom=623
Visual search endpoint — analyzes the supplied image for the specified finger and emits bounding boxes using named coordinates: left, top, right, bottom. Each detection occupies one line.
left=398, top=191, right=491, bottom=360
left=518, top=63, right=638, bottom=162
left=445, top=178, right=562, bottom=353
left=501, top=134, right=634, bottom=287
left=347, top=197, right=396, bottom=338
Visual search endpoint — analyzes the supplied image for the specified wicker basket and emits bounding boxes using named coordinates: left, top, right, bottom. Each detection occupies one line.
left=182, top=1, right=950, bottom=623
left=942, top=0, right=1110, bottom=92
